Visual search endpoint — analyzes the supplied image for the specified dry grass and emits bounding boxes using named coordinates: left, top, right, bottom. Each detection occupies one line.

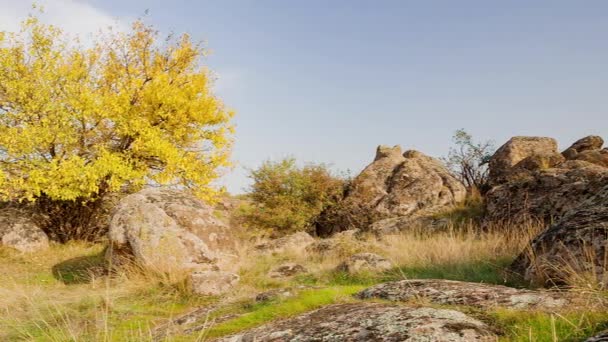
left=1, top=216, right=607, bottom=341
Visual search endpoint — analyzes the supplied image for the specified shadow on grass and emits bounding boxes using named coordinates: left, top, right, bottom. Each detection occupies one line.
left=52, top=252, right=108, bottom=284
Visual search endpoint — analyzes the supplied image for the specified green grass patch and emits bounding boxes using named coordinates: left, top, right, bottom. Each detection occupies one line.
left=493, top=309, right=608, bottom=341
left=203, top=285, right=364, bottom=338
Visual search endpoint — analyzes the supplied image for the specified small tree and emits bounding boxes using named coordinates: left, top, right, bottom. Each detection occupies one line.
left=0, top=15, right=233, bottom=241
left=243, top=158, right=344, bottom=236
left=443, top=129, right=494, bottom=193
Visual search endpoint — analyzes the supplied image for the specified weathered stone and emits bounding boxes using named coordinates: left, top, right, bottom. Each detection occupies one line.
left=0, top=209, right=49, bottom=252
left=336, top=253, right=392, bottom=274
left=573, top=149, right=608, bottom=168
left=510, top=183, right=608, bottom=287
left=484, top=161, right=608, bottom=224
left=562, top=135, right=604, bottom=159
left=214, top=303, right=497, bottom=341
left=512, top=151, right=566, bottom=173
left=268, top=263, right=307, bottom=278
left=369, top=215, right=451, bottom=236
left=316, top=146, right=465, bottom=236
left=357, top=279, right=575, bottom=311
left=190, top=270, right=239, bottom=296
left=255, top=289, right=296, bottom=302
left=107, top=188, right=238, bottom=272
left=488, top=136, right=558, bottom=186
left=254, top=232, right=315, bottom=255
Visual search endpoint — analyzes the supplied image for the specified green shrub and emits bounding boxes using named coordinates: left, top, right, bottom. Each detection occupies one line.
left=242, top=158, right=344, bottom=236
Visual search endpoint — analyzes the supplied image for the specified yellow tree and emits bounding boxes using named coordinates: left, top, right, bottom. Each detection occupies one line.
left=0, top=16, right=234, bottom=241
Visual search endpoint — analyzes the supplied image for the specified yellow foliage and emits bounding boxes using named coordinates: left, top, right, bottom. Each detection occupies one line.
left=0, top=16, right=233, bottom=202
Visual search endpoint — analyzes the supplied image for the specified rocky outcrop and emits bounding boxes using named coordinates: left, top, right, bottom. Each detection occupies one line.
left=0, top=209, right=49, bottom=252
left=484, top=136, right=608, bottom=224
left=190, top=271, right=239, bottom=296
left=357, top=279, right=579, bottom=311
left=336, top=253, right=393, bottom=274
left=316, top=145, right=465, bottom=236
left=510, top=183, right=608, bottom=287
left=106, top=188, right=239, bottom=295
left=562, top=136, right=604, bottom=158
left=488, top=136, right=558, bottom=186
left=484, top=161, right=608, bottom=223
left=214, top=303, right=497, bottom=341
left=254, top=232, right=315, bottom=255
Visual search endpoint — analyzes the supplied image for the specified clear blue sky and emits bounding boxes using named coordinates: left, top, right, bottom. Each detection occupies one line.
left=2, top=1, right=607, bottom=193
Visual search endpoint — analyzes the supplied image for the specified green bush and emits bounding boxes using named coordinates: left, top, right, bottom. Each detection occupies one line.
left=242, top=158, right=345, bottom=236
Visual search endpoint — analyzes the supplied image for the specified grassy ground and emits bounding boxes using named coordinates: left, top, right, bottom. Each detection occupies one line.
left=1, top=221, right=607, bottom=341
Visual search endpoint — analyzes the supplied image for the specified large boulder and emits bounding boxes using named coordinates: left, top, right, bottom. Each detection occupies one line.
left=488, top=136, right=558, bottom=186
left=106, top=188, right=239, bottom=294
left=510, top=183, right=608, bottom=287
left=316, top=145, right=465, bottom=236
left=484, top=160, right=608, bottom=223
left=484, top=135, right=608, bottom=224
left=0, top=209, right=49, bottom=252
left=357, top=279, right=584, bottom=311
left=214, top=303, right=497, bottom=341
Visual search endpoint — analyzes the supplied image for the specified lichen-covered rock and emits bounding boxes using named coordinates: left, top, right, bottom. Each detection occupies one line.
left=268, top=263, right=307, bottom=278
left=190, top=270, right=239, bottom=296
left=214, top=303, right=497, bottom=341
left=107, top=188, right=238, bottom=272
left=369, top=215, right=451, bottom=236
left=484, top=160, right=608, bottom=224
left=336, top=253, right=392, bottom=274
left=0, top=209, right=49, bottom=252
left=106, top=188, right=239, bottom=295
left=510, top=183, right=608, bottom=287
left=488, top=136, right=558, bottom=186
left=254, top=232, right=315, bottom=255
left=573, top=149, right=608, bottom=167
left=357, top=279, right=575, bottom=311
left=316, top=145, right=465, bottom=236
left=562, top=135, right=604, bottom=159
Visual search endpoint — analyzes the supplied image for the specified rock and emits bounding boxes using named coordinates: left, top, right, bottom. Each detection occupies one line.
left=488, top=136, right=558, bottom=186
left=316, top=146, right=465, bottom=236
left=369, top=215, right=451, bottom=236
left=268, top=263, right=307, bottom=278
left=573, top=149, right=608, bottom=167
left=512, top=151, right=566, bottom=173
left=254, top=232, right=315, bottom=255
left=586, top=330, right=608, bottom=342
left=107, top=188, right=238, bottom=272
left=214, top=303, right=497, bottom=341
left=0, top=209, right=49, bottom=252
left=562, top=135, right=604, bottom=158
left=190, top=270, right=239, bottom=296
left=510, top=183, right=608, bottom=287
left=106, top=188, right=239, bottom=295
left=255, top=289, right=296, bottom=302
left=336, top=253, right=392, bottom=274
left=305, top=229, right=362, bottom=256
left=357, top=279, right=576, bottom=311
left=484, top=160, right=608, bottom=224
